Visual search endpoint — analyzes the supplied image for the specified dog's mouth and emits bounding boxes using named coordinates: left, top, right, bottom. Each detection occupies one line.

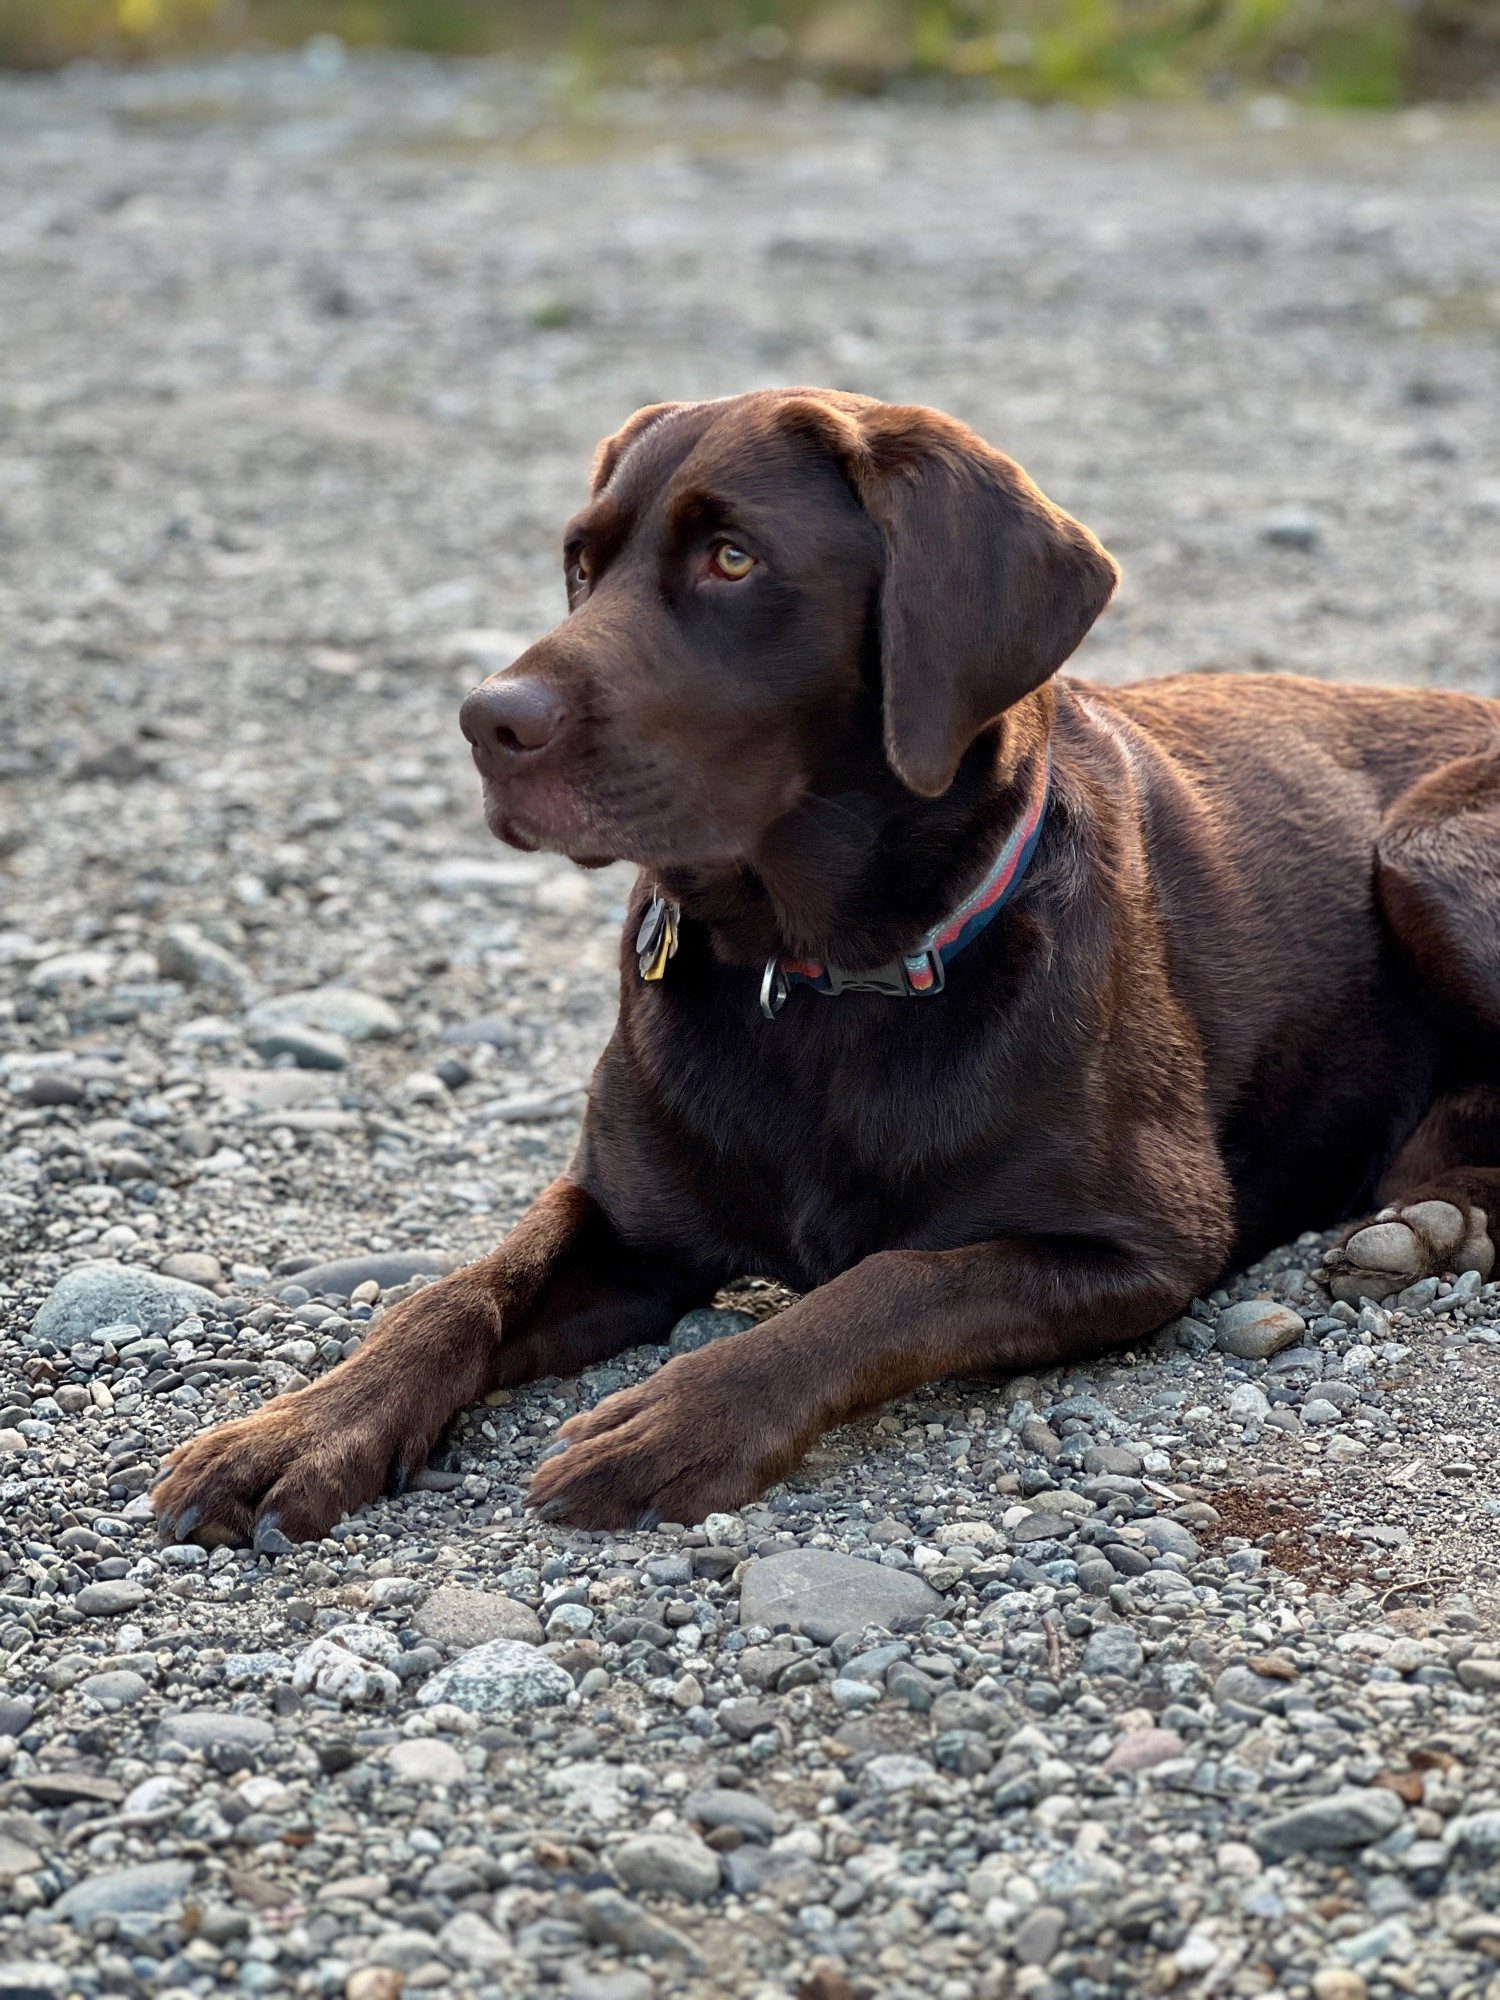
left=477, top=770, right=749, bottom=876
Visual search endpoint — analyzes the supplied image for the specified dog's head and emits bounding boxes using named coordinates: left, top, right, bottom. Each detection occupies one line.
left=461, top=389, right=1117, bottom=871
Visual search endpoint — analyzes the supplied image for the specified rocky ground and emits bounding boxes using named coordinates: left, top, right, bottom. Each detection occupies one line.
left=3, top=46, right=1500, bottom=2000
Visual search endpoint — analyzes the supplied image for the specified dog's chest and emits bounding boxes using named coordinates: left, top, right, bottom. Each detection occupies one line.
left=634, top=980, right=1061, bottom=1287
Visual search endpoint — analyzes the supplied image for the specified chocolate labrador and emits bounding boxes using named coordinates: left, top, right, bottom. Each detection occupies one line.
left=154, top=388, right=1500, bottom=1546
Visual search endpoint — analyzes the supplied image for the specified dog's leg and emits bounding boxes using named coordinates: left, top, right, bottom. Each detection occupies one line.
left=1325, top=751, right=1500, bottom=1303
left=526, top=1224, right=1220, bottom=1530
left=152, top=1180, right=704, bottom=1549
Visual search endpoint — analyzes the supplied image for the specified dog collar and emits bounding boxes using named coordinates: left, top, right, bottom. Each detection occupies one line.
left=759, top=749, right=1051, bottom=1018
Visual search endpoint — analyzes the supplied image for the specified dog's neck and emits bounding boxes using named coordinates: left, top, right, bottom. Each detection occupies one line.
left=660, top=694, right=1054, bottom=972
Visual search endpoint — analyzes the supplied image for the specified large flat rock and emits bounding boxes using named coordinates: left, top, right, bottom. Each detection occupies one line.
left=737, top=1548, right=943, bottom=1643
left=29, top=1262, right=221, bottom=1348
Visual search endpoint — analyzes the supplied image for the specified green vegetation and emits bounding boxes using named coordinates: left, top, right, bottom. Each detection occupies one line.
left=0, top=0, right=1488, bottom=106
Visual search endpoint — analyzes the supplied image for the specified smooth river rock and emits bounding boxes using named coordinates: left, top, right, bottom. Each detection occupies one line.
left=52, top=1858, right=195, bottom=1922
left=1214, top=1301, right=1306, bottom=1361
left=736, top=1547, right=943, bottom=1644
left=29, top=1261, right=220, bottom=1348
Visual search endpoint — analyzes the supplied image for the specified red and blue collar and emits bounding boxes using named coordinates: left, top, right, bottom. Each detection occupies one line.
left=759, top=750, right=1052, bottom=1018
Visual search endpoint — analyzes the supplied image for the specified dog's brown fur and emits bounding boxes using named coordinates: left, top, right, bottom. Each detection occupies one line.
left=154, top=390, right=1500, bottom=1546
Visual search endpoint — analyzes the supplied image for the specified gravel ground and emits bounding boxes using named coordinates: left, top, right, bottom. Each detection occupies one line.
left=3, top=49, right=1500, bottom=2000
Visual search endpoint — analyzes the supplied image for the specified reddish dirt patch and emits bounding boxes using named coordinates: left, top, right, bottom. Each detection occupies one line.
left=1198, top=1485, right=1378, bottom=1594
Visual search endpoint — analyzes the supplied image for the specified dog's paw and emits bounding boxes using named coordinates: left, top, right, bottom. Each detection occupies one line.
left=152, top=1383, right=421, bottom=1551
left=525, top=1356, right=780, bottom=1530
left=1325, top=1200, right=1494, bottom=1305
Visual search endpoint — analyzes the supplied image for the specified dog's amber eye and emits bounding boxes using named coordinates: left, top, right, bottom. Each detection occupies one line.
left=573, top=550, right=591, bottom=581
left=711, top=543, right=755, bottom=581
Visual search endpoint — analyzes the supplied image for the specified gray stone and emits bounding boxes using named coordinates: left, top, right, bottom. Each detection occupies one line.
left=1214, top=1666, right=1280, bottom=1712
left=0, top=1833, right=42, bottom=1881
left=1215, top=1301, right=1306, bottom=1361
left=159, top=1251, right=223, bottom=1287
left=1082, top=1444, right=1143, bottom=1476
left=246, top=1022, right=350, bottom=1070
left=0, top=1699, right=33, bottom=1738
left=1227, top=1383, right=1270, bottom=1422
left=840, top=1642, right=910, bottom=1685
left=1262, top=508, right=1319, bottom=549
left=1011, top=1511, right=1074, bottom=1545
left=1447, top=1809, right=1500, bottom=1859
left=52, top=1858, right=194, bottom=1922
left=440, top=1016, right=518, bottom=1050
left=1080, top=1626, right=1144, bottom=1677
left=737, top=1547, right=942, bottom=1637
left=159, top=1710, right=276, bottom=1753
left=1076, top=1559, right=1117, bottom=1596
left=247, top=986, right=403, bottom=1042
left=668, top=1307, right=755, bottom=1356
left=1012, top=1904, right=1067, bottom=1965
left=685, top=1788, right=779, bottom=1843
left=1302, top=1398, right=1341, bottom=1426
left=414, top=1585, right=542, bottom=1650
left=1142, top=1519, right=1199, bottom=1563
left=80, top=1670, right=148, bottom=1705
left=1019, top=1417, right=1061, bottom=1461
left=581, top=1887, right=703, bottom=1967
left=277, top=1253, right=457, bottom=1299
left=612, top=1831, right=720, bottom=1901
left=1251, top=1787, right=1405, bottom=1858
left=29, top=1260, right=220, bottom=1348
left=435, top=1911, right=512, bottom=1970
left=564, top=1969, right=654, bottom=2000
left=367, top=1929, right=450, bottom=1973
left=417, top=1638, right=572, bottom=1715
left=157, top=924, right=252, bottom=996
left=76, top=1579, right=147, bottom=1616
left=717, top=1699, right=780, bottom=1742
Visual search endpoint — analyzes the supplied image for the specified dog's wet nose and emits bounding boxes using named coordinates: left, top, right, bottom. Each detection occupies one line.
left=460, top=677, right=566, bottom=759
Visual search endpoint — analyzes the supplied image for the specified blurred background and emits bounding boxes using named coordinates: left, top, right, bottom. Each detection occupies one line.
left=4, top=0, right=1500, bottom=103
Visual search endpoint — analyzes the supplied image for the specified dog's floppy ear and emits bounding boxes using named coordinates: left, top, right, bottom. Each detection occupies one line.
left=589, top=402, right=695, bottom=497
left=782, top=396, right=1119, bottom=797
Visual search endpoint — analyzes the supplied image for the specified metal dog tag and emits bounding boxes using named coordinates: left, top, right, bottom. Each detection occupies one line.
left=636, top=896, right=680, bottom=983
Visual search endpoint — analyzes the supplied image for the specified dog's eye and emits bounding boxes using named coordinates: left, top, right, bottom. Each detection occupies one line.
left=711, top=543, right=755, bottom=581
left=573, top=550, right=591, bottom=582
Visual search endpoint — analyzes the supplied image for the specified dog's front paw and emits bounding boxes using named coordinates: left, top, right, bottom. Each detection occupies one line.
left=1325, top=1200, right=1494, bottom=1305
left=153, top=1380, right=423, bottom=1551
left=525, top=1353, right=785, bottom=1530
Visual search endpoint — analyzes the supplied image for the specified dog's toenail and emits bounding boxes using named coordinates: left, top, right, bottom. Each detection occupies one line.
left=539, top=1439, right=569, bottom=1461
left=636, top=1508, right=662, bottom=1531
left=535, top=1498, right=567, bottom=1522
left=174, top=1506, right=201, bottom=1541
left=253, top=1515, right=295, bottom=1557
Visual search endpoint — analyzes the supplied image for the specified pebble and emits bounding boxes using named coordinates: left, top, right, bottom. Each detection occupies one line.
left=564, top=1971, right=655, bottom=2000
left=1080, top=1625, right=1144, bottom=1677
left=1251, top=1788, right=1406, bottom=1858
left=417, top=1638, right=574, bottom=1714
left=1215, top=1300, right=1306, bottom=1359
left=158, top=1710, right=276, bottom=1754
left=246, top=1022, right=351, bottom=1070
left=75, top=1579, right=148, bottom=1615
left=736, top=1546, right=942, bottom=1640
left=386, top=1737, right=467, bottom=1786
left=1102, top=1726, right=1186, bottom=1773
left=414, top=1584, right=543, bottom=1648
left=246, top=986, right=404, bottom=1041
left=612, top=1830, right=722, bottom=1900
left=668, top=1307, right=756, bottom=1355
left=79, top=1669, right=148, bottom=1704
left=51, top=1858, right=195, bottom=1922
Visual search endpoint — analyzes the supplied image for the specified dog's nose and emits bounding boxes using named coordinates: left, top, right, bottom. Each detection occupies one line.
left=460, top=677, right=565, bottom=759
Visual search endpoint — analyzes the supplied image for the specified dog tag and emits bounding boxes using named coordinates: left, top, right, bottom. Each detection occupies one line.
left=636, top=896, right=680, bottom=983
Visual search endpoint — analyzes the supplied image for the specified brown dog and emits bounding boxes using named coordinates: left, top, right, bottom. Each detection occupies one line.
left=154, top=389, right=1500, bottom=1548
